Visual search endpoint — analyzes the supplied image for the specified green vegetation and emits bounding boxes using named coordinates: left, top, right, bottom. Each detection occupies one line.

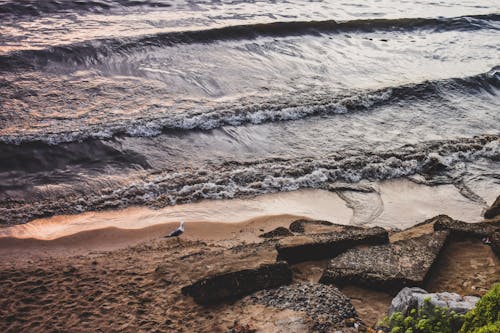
left=379, top=284, right=500, bottom=333
left=379, top=297, right=464, bottom=333
left=459, top=283, right=500, bottom=333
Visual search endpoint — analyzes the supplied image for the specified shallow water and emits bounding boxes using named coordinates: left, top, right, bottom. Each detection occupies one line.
left=0, top=0, right=499, bottom=225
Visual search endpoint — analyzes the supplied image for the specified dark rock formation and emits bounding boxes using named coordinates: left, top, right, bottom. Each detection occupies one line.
left=484, top=195, right=500, bottom=219
left=289, top=219, right=334, bottom=233
left=181, top=262, right=292, bottom=305
left=259, top=227, right=293, bottom=238
left=276, top=225, right=389, bottom=264
left=247, top=282, right=358, bottom=332
left=388, top=287, right=479, bottom=316
left=433, top=217, right=500, bottom=238
left=319, top=231, right=449, bottom=291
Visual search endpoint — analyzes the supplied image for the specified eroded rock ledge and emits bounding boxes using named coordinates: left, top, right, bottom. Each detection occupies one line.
left=319, top=231, right=449, bottom=291
left=276, top=224, right=389, bottom=264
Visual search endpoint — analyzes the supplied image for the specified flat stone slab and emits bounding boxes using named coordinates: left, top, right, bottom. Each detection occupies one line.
left=276, top=225, right=389, bottom=264
left=158, top=242, right=291, bottom=304
left=433, top=217, right=499, bottom=238
left=181, top=261, right=292, bottom=305
left=247, top=282, right=358, bottom=332
left=320, top=231, right=449, bottom=291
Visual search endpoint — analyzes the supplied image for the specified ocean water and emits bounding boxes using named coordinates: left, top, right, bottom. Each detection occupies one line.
left=0, top=0, right=499, bottom=225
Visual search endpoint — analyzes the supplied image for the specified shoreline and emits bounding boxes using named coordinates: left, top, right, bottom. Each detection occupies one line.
left=0, top=178, right=495, bottom=262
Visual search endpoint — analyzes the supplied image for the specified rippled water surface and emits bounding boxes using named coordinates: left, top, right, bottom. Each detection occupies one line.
left=0, top=0, right=499, bottom=225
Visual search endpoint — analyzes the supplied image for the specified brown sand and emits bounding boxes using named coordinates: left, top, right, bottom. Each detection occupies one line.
left=1, top=214, right=499, bottom=331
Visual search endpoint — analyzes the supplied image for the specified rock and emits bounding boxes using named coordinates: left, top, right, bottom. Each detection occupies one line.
left=289, top=219, right=335, bottom=233
left=320, top=231, right=449, bottom=291
left=276, top=225, right=389, bottom=264
left=433, top=217, right=500, bottom=238
left=421, top=153, right=448, bottom=175
left=247, top=282, right=358, bottom=332
left=485, top=195, right=500, bottom=219
left=171, top=242, right=292, bottom=304
left=388, top=287, right=480, bottom=316
left=259, top=227, right=293, bottom=238
left=181, top=262, right=292, bottom=305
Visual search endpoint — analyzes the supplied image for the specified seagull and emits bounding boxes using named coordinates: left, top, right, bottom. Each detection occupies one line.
left=166, top=221, right=185, bottom=238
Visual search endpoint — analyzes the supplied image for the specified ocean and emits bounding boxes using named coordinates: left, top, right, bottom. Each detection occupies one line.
left=0, top=0, right=499, bottom=225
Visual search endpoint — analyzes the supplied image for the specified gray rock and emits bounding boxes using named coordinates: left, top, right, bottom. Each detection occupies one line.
left=320, top=231, right=449, bottom=291
left=388, top=287, right=480, bottom=316
left=276, top=225, right=389, bottom=264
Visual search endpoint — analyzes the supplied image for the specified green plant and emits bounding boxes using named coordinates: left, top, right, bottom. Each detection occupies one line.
left=378, top=297, right=465, bottom=333
left=460, top=283, right=500, bottom=333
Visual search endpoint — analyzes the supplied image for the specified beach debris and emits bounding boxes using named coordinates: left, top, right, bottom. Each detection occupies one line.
left=276, top=225, right=389, bottom=264
left=258, top=227, right=293, bottom=238
left=181, top=262, right=292, bottom=304
left=247, top=282, right=358, bottom=332
left=165, top=221, right=185, bottom=237
left=388, top=287, right=480, bottom=317
left=484, top=195, right=500, bottom=219
left=319, top=231, right=449, bottom=291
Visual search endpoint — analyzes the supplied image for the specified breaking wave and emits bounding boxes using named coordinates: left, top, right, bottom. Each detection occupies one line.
left=1, top=66, right=498, bottom=145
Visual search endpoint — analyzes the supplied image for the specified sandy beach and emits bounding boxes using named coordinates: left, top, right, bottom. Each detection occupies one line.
left=1, top=180, right=499, bottom=332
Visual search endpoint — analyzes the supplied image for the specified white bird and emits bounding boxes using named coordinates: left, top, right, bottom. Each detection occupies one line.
left=166, top=221, right=185, bottom=237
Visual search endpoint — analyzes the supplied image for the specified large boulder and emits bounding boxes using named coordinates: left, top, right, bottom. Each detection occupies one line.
left=247, top=282, right=358, bottom=332
left=388, top=287, right=480, bottom=316
left=484, top=195, right=500, bottom=219
left=276, top=225, right=389, bottom=264
left=181, top=261, right=292, bottom=305
left=319, top=231, right=449, bottom=291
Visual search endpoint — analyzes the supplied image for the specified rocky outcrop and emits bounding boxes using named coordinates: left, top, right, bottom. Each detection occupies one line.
left=276, top=225, right=389, bottom=264
left=320, top=231, right=449, bottom=291
left=433, top=217, right=500, bottom=238
left=484, top=195, right=500, bottom=219
left=259, top=227, right=293, bottom=238
left=247, top=282, right=358, bottom=332
left=181, top=262, right=292, bottom=304
left=289, top=219, right=334, bottom=233
left=388, top=287, right=480, bottom=316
